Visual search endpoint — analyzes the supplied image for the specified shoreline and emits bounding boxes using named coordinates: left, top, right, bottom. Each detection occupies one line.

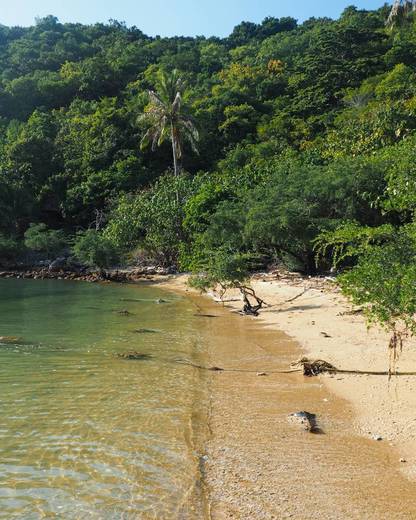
left=5, top=267, right=416, bottom=462
left=4, top=271, right=416, bottom=516
left=157, top=271, right=416, bottom=463
left=156, top=272, right=416, bottom=518
left=0, top=267, right=170, bottom=283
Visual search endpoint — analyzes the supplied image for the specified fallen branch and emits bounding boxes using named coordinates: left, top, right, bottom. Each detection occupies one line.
left=266, top=288, right=310, bottom=309
left=292, top=357, right=337, bottom=376
left=240, top=285, right=267, bottom=316
left=284, top=288, right=309, bottom=304
left=293, top=357, right=416, bottom=377
left=116, top=352, right=416, bottom=377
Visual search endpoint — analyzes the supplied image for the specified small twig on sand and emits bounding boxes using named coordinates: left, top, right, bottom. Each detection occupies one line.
left=284, top=288, right=309, bottom=304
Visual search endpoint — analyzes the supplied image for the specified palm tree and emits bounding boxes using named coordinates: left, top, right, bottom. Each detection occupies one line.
left=387, top=0, right=416, bottom=28
left=139, top=69, right=199, bottom=177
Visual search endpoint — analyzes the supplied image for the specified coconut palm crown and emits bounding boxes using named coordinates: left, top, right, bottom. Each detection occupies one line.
left=139, top=69, right=199, bottom=176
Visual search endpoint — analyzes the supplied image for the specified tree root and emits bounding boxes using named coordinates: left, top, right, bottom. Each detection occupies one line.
left=117, top=352, right=416, bottom=377
left=177, top=357, right=416, bottom=377
left=240, top=286, right=266, bottom=316
left=293, top=357, right=416, bottom=377
left=292, top=357, right=337, bottom=376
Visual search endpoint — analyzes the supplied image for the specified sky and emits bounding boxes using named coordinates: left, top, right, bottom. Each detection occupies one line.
left=1, top=0, right=389, bottom=37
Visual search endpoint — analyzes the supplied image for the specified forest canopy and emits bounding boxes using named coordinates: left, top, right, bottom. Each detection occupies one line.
left=0, top=4, right=415, bottom=288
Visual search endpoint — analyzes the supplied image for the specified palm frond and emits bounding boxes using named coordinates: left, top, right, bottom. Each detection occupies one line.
left=172, top=92, right=182, bottom=115
left=157, top=122, right=169, bottom=147
left=387, top=0, right=416, bottom=27
left=140, top=127, right=154, bottom=151
left=151, top=129, right=161, bottom=151
left=148, top=90, right=165, bottom=107
left=181, top=118, right=199, bottom=141
left=180, top=118, right=200, bottom=154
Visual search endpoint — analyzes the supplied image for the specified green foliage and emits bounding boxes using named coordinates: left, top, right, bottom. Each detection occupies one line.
left=314, top=222, right=395, bottom=268
left=72, top=229, right=119, bottom=268
left=102, top=194, right=145, bottom=253
left=105, top=174, right=197, bottom=266
left=316, top=220, right=416, bottom=365
left=182, top=152, right=387, bottom=274
left=24, top=223, right=66, bottom=256
left=219, top=103, right=259, bottom=141
left=189, top=248, right=255, bottom=293
left=375, top=64, right=416, bottom=100
left=1, top=7, right=416, bottom=336
left=382, top=135, right=416, bottom=215
left=139, top=69, right=199, bottom=176
left=0, top=6, right=401, bottom=236
left=338, top=227, right=416, bottom=333
left=0, top=235, right=22, bottom=264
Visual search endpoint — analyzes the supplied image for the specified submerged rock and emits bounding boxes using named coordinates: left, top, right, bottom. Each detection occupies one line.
left=116, top=310, right=134, bottom=316
left=117, top=351, right=154, bottom=361
left=288, top=411, right=322, bottom=434
left=49, top=257, right=68, bottom=272
left=0, top=336, right=23, bottom=344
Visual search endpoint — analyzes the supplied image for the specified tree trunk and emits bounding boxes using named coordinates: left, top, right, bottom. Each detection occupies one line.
left=171, top=123, right=179, bottom=177
left=171, top=123, right=180, bottom=205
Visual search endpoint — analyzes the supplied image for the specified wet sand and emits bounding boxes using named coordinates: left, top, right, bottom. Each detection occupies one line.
left=157, top=275, right=416, bottom=519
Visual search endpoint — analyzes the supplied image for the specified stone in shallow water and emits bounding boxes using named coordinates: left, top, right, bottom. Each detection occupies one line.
left=0, top=336, right=23, bottom=344
left=288, top=411, right=322, bottom=434
left=117, top=351, right=154, bottom=361
left=116, top=309, right=134, bottom=316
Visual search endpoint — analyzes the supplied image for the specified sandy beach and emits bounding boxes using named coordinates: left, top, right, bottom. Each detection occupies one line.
left=156, top=272, right=416, bottom=519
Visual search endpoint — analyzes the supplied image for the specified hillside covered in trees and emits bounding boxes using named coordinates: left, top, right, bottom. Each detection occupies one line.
left=1, top=3, right=416, bottom=322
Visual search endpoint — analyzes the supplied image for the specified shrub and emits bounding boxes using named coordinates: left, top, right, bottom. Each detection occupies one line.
left=72, top=229, right=119, bottom=268
left=104, top=174, right=198, bottom=267
left=24, top=223, right=66, bottom=257
left=317, top=223, right=416, bottom=374
left=0, top=234, right=22, bottom=264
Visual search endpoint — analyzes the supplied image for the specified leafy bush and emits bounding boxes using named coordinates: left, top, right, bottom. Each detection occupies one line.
left=189, top=247, right=256, bottom=293
left=339, top=227, right=416, bottom=332
left=183, top=152, right=387, bottom=274
left=0, top=234, right=22, bottom=264
left=104, top=174, right=198, bottom=267
left=317, top=222, right=416, bottom=372
left=314, top=222, right=396, bottom=268
left=72, top=229, right=119, bottom=268
left=102, top=194, right=145, bottom=253
left=24, top=223, right=66, bottom=257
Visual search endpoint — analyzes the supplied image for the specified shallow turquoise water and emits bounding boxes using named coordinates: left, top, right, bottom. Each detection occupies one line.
left=0, top=279, right=208, bottom=519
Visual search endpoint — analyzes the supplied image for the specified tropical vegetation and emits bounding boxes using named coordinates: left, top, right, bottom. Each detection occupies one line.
left=2, top=4, right=416, bottom=349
